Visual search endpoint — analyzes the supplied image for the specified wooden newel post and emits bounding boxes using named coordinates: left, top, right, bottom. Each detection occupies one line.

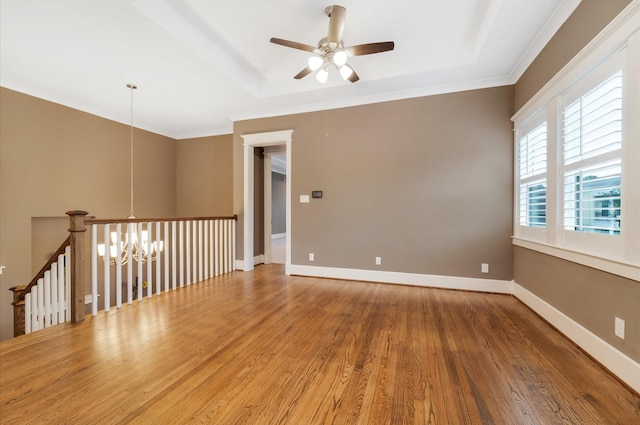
left=9, top=286, right=26, bottom=336
left=67, top=210, right=88, bottom=324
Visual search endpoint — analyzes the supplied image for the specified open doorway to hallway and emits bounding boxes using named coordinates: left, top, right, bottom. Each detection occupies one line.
left=241, top=129, right=292, bottom=274
left=264, top=149, right=286, bottom=264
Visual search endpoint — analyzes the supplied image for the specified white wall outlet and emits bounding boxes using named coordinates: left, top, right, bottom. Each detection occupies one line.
left=300, top=195, right=310, bottom=203
left=615, top=317, right=625, bottom=339
left=481, top=263, right=489, bottom=273
left=309, top=252, right=314, bottom=261
left=375, top=257, right=382, bottom=265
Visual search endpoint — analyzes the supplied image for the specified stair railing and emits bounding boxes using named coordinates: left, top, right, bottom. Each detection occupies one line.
left=10, top=211, right=237, bottom=337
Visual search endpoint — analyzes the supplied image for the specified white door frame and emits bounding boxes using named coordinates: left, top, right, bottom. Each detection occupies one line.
left=241, top=130, right=293, bottom=274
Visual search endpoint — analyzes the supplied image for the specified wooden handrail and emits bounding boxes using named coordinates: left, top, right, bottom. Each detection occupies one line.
left=10, top=235, right=71, bottom=304
left=86, top=215, right=237, bottom=225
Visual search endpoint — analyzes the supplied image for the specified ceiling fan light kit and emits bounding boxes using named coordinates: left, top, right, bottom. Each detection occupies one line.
left=270, top=4, right=395, bottom=84
left=316, top=68, right=329, bottom=83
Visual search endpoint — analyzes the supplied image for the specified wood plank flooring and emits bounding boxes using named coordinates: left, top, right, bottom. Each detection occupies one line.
left=1, top=264, right=638, bottom=424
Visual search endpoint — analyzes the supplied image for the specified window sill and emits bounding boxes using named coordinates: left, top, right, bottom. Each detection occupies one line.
left=512, top=237, right=640, bottom=281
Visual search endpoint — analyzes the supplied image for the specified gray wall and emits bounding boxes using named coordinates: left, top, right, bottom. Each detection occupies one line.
left=176, top=135, right=233, bottom=217
left=234, top=86, right=515, bottom=282
left=515, top=0, right=633, bottom=111
left=513, top=0, right=639, bottom=363
left=272, top=172, right=286, bottom=235
left=514, top=247, right=639, bottom=362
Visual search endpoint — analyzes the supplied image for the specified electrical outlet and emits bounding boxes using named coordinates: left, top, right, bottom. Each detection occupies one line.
left=615, top=317, right=625, bottom=339
left=375, top=257, right=382, bottom=265
left=309, top=253, right=314, bottom=261
left=481, top=263, right=489, bottom=273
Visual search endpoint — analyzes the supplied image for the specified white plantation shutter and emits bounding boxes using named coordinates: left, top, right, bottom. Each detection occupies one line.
left=517, top=120, right=547, bottom=227
left=519, top=122, right=547, bottom=179
left=563, top=70, right=622, bottom=164
left=562, top=69, right=622, bottom=235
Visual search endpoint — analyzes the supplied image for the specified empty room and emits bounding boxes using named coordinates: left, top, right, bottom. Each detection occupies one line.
left=1, top=0, right=639, bottom=423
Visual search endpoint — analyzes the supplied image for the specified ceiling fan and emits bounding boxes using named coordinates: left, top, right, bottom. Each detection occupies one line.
left=270, top=5, right=395, bottom=83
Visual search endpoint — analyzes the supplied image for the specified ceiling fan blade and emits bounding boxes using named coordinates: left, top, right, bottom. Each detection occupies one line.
left=348, top=68, right=360, bottom=83
left=294, top=67, right=313, bottom=79
left=327, top=5, right=346, bottom=46
left=347, top=41, right=395, bottom=56
left=270, top=37, right=316, bottom=53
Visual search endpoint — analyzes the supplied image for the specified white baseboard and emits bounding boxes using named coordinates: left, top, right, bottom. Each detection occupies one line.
left=513, top=281, right=640, bottom=393
left=235, top=259, right=244, bottom=270
left=271, top=233, right=286, bottom=239
left=288, top=264, right=512, bottom=294
left=235, top=255, right=264, bottom=271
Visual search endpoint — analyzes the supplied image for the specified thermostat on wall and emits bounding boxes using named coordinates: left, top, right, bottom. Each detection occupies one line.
left=312, top=191, right=323, bottom=199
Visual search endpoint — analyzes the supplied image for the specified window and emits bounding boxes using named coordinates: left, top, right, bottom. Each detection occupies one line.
left=518, top=121, right=547, bottom=227
left=562, top=70, right=622, bottom=235
left=511, top=13, right=640, bottom=278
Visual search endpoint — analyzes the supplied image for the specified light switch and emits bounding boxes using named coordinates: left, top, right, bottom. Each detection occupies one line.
left=300, top=195, right=310, bottom=203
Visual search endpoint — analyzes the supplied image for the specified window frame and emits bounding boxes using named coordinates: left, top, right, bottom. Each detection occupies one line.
left=511, top=4, right=640, bottom=281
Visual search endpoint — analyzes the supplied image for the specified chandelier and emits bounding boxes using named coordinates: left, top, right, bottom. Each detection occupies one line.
left=97, top=84, right=163, bottom=265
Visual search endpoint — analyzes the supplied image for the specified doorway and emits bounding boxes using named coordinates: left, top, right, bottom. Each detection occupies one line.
left=263, top=149, right=286, bottom=264
left=241, top=130, right=293, bottom=274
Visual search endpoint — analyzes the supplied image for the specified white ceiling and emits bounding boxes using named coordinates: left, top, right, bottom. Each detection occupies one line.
left=0, top=0, right=581, bottom=139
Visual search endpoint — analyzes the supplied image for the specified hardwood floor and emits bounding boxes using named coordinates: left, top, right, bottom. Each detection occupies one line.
left=271, top=236, right=285, bottom=264
left=1, top=264, right=638, bottom=424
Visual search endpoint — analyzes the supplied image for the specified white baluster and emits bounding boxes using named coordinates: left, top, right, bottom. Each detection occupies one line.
left=209, top=219, right=214, bottom=278
left=25, top=293, right=32, bottom=334
left=137, top=222, right=143, bottom=302
left=104, top=224, right=111, bottom=313
left=116, top=223, right=123, bottom=309
left=65, top=246, right=71, bottom=322
left=198, top=220, right=203, bottom=282
left=223, top=220, right=229, bottom=274
left=186, top=221, right=191, bottom=285
left=193, top=220, right=198, bottom=283
left=59, top=251, right=67, bottom=323
left=204, top=220, right=209, bottom=280
left=172, top=221, right=177, bottom=290
left=231, top=219, right=236, bottom=271
left=214, top=220, right=220, bottom=277
left=91, top=224, right=98, bottom=316
left=128, top=222, right=134, bottom=304
left=179, top=220, right=185, bottom=288
left=146, top=222, right=152, bottom=299
left=43, top=272, right=51, bottom=328
left=156, top=221, right=162, bottom=295
left=51, top=262, right=59, bottom=326
left=38, top=277, right=45, bottom=329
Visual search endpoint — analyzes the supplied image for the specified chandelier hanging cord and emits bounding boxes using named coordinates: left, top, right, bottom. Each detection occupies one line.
left=127, top=83, right=137, bottom=219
